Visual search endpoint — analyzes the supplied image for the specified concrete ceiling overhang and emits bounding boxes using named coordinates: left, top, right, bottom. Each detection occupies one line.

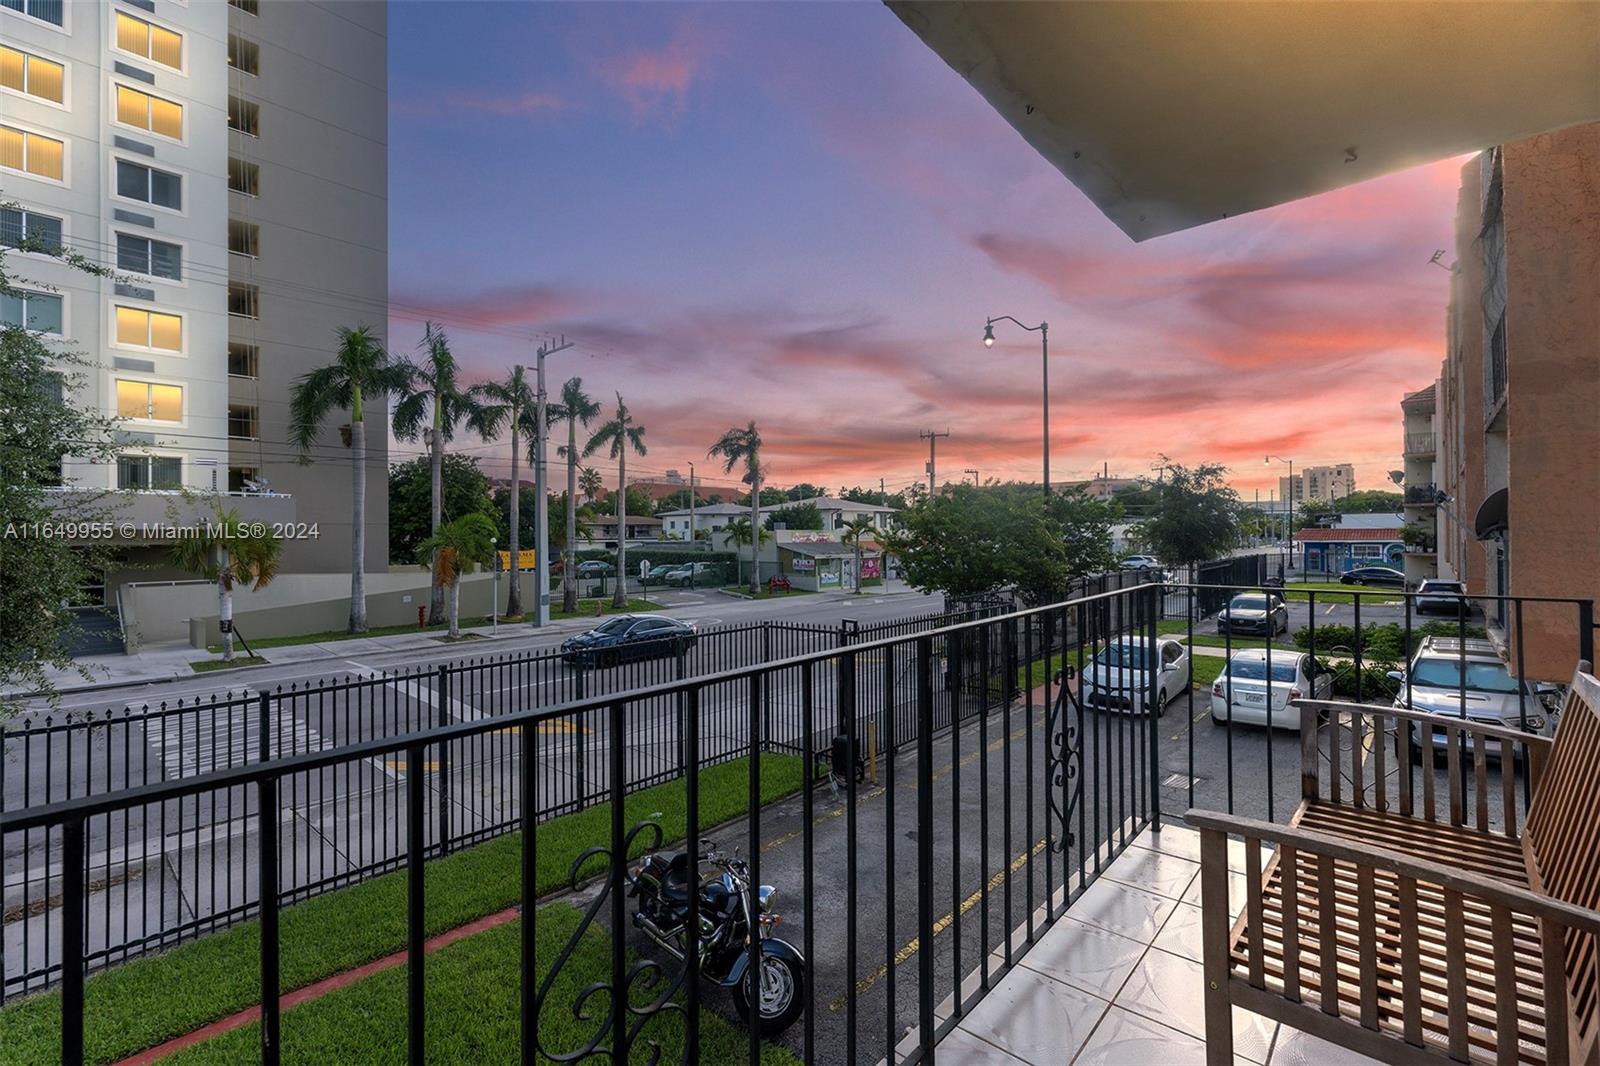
left=887, top=1, right=1600, bottom=241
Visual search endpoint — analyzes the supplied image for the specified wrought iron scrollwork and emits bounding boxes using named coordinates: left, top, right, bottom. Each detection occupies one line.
left=1047, top=676, right=1084, bottom=852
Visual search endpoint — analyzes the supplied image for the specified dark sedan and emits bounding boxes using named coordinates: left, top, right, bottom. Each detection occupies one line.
left=1339, top=566, right=1406, bottom=588
left=560, top=615, right=696, bottom=667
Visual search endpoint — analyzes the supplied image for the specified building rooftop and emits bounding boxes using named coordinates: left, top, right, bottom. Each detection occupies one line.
left=1402, top=382, right=1438, bottom=409
left=1294, top=527, right=1403, bottom=542
left=772, top=496, right=899, bottom=513
left=656, top=504, right=748, bottom=517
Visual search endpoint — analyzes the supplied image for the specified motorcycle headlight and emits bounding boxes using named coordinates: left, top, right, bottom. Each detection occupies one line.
left=758, top=886, right=777, bottom=913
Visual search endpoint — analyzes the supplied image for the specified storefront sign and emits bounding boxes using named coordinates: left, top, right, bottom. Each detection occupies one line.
left=791, top=557, right=816, bottom=572
left=818, top=568, right=840, bottom=586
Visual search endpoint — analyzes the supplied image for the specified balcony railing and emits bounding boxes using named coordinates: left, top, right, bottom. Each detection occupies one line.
left=6, top=572, right=1595, bottom=1064
left=1403, top=431, right=1436, bottom=456
left=1404, top=483, right=1439, bottom=505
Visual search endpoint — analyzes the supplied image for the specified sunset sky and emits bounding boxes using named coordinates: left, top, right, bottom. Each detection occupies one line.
left=387, top=1, right=1461, bottom=501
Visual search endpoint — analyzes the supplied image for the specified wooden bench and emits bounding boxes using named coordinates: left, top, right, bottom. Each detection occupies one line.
left=1187, top=667, right=1600, bottom=1065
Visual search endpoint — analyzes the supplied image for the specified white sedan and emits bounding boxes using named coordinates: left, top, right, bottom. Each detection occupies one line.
left=1209, top=649, right=1332, bottom=730
left=1081, top=636, right=1191, bottom=715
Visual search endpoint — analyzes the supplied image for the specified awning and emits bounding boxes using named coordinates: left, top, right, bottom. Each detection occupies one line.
left=887, top=1, right=1600, bottom=241
left=1474, top=487, right=1509, bottom=540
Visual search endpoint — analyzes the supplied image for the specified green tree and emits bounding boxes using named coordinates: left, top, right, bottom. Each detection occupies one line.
left=169, top=506, right=283, bottom=663
left=839, top=515, right=876, bottom=595
left=392, top=323, right=481, bottom=625
left=841, top=484, right=907, bottom=509
left=579, top=466, right=604, bottom=502
left=587, top=394, right=647, bottom=609
left=721, top=516, right=770, bottom=588
left=290, top=324, right=410, bottom=633
left=467, top=365, right=536, bottom=617
left=1334, top=489, right=1403, bottom=514
left=415, top=513, right=497, bottom=639
left=786, top=482, right=825, bottom=501
left=490, top=489, right=593, bottom=565
left=708, top=422, right=766, bottom=594
left=1, top=216, right=123, bottom=711
left=552, top=378, right=602, bottom=613
left=388, top=454, right=496, bottom=565
left=764, top=501, right=823, bottom=531
left=1138, top=459, right=1240, bottom=569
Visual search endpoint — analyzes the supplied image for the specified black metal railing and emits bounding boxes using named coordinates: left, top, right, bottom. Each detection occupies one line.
left=1404, top=483, right=1440, bottom=504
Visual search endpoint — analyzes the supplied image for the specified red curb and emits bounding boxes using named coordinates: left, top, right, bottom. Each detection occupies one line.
left=114, top=905, right=521, bottom=1065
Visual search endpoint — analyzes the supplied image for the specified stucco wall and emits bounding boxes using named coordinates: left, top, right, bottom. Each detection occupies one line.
left=1440, top=158, right=1488, bottom=594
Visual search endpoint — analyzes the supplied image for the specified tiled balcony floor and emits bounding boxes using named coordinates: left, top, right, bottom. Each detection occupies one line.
left=930, top=825, right=1387, bottom=1065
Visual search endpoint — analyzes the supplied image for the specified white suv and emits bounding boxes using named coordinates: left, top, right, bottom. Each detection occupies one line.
left=1391, top=637, right=1549, bottom=756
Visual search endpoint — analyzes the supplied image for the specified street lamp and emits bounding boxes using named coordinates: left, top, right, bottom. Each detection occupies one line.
left=1265, top=455, right=1294, bottom=573
left=532, top=336, right=574, bottom=628
left=490, top=536, right=499, bottom=634
left=984, top=316, right=1051, bottom=496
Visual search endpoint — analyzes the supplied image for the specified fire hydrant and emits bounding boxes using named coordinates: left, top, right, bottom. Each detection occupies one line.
left=417, top=606, right=426, bottom=629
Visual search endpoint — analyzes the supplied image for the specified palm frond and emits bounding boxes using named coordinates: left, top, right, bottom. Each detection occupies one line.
left=288, top=364, right=348, bottom=451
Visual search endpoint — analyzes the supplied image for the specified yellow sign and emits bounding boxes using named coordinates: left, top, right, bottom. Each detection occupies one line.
left=498, top=550, right=536, bottom=570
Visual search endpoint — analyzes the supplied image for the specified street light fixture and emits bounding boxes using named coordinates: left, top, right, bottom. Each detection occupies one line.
left=983, top=315, right=1050, bottom=495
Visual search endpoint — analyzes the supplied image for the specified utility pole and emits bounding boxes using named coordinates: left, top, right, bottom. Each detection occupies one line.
left=687, top=461, right=696, bottom=546
left=920, top=429, right=950, bottom=494
left=879, top=476, right=886, bottom=506
left=965, top=467, right=980, bottom=486
left=533, top=334, right=574, bottom=627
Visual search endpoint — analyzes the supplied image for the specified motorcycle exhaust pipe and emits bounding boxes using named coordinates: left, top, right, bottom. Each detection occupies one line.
left=631, top=911, right=686, bottom=962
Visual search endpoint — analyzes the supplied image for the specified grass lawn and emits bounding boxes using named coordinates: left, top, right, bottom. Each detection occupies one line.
left=166, top=903, right=798, bottom=1066
left=1190, top=655, right=1226, bottom=688
left=190, top=656, right=269, bottom=673
left=1281, top=583, right=1404, bottom=605
left=0, top=755, right=802, bottom=1066
left=550, top=598, right=662, bottom=620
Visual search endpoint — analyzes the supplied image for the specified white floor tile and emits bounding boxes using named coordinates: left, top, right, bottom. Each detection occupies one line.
left=1151, top=901, right=1204, bottom=963
left=1269, top=1026, right=1388, bottom=1066
left=1182, top=866, right=1250, bottom=917
left=1113, top=947, right=1277, bottom=1064
left=1072, top=1006, right=1210, bottom=1065
left=1104, top=846, right=1200, bottom=900
left=934, top=1025, right=1033, bottom=1065
left=1071, top=877, right=1179, bottom=943
left=1017, top=917, right=1149, bottom=999
left=957, top=969, right=1110, bottom=1066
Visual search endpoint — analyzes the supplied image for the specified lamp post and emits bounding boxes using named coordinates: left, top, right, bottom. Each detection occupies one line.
left=1265, top=455, right=1294, bottom=574
left=490, top=536, right=499, bottom=634
left=984, top=316, right=1051, bottom=496
left=532, top=336, right=573, bottom=627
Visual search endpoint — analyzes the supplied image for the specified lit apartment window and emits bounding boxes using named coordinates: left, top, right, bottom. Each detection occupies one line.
left=1, top=45, right=65, bottom=103
left=115, top=233, right=182, bottom=280
left=1, top=288, right=63, bottom=333
left=114, top=12, right=182, bottom=71
left=0, top=125, right=64, bottom=180
left=228, top=95, right=259, bottom=137
left=116, top=85, right=183, bottom=140
left=227, top=34, right=258, bottom=75
left=117, top=455, right=182, bottom=490
left=228, top=282, right=259, bottom=319
left=227, top=156, right=259, bottom=196
left=0, top=0, right=64, bottom=27
left=228, top=0, right=259, bottom=14
left=114, top=305, right=182, bottom=351
left=116, top=379, right=182, bottom=421
left=227, top=403, right=259, bottom=439
left=228, top=219, right=259, bottom=257
left=116, top=159, right=181, bottom=210
left=228, top=341, right=259, bottom=378
left=0, top=206, right=63, bottom=252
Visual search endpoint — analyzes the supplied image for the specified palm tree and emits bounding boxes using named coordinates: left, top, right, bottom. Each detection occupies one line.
left=290, top=324, right=409, bottom=633
left=415, top=513, right=497, bottom=639
left=170, top=506, right=283, bottom=663
left=839, top=515, right=877, bottom=595
left=467, top=365, right=535, bottom=618
left=722, top=516, right=770, bottom=589
left=708, top=423, right=765, bottom=594
left=392, top=322, right=480, bottom=625
left=579, top=466, right=604, bottom=503
left=586, top=393, right=647, bottom=609
left=553, top=378, right=601, bottom=612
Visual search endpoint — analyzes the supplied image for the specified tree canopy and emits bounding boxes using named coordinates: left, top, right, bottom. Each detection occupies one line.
left=764, top=502, right=824, bottom=531
left=388, top=453, right=496, bottom=564
left=1137, top=460, right=1240, bottom=567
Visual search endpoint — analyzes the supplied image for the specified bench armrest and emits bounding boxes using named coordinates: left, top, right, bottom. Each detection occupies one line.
left=1294, top=698, right=1555, bottom=750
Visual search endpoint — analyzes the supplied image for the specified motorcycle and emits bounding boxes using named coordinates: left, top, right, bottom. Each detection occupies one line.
left=628, top=839, right=806, bottom=1036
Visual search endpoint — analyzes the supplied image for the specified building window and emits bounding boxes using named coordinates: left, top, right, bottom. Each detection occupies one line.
left=228, top=0, right=259, bottom=14
left=227, top=34, right=258, bottom=75
left=227, top=403, right=259, bottom=439
left=115, top=233, right=182, bottom=281
left=1, top=0, right=64, bottom=27
left=229, top=466, right=258, bottom=492
left=118, top=455, right=182, bottom=490
left=115, top=159, right=181, bottom=209
left=228, top=156, right=259, bottom=196
left=0, top=205, right=63, bottom=252
left=1, top=45, right=65, bottom=103
left=0, top=125, right=64, bottom=180
left=116, top=379, right=182, bottom=421
left=227, top=341, right=258, bottom=378
left=228, top=282, right=259, bottom=319
left=228, top=219, right=259, bottom=257
left=1, top=288, right=63, bottom=333
left=114, top=12, right=182, bottom=71
left=228, top=95, right=259, bottom=136
left=116, top=85, right=183, bottom=140
left=114, top=305, right=182, bottom=351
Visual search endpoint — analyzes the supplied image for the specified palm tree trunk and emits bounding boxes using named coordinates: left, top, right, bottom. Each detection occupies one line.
left=612, top=450, right=628, bottom=609
left=448, top=578, right=460, bottom=639
left=349, top=411, right=368, bottom=633
left=748, top=460, right=761, bottom=594
left=219, top=571, right=234, bottom=662
left=854, top=544, right=863, bottom=594
left=563, top=417, right=578, bottom=613
left=507, top=423, right=522, bottom=618
left=427, top=411, right=445, bottom=625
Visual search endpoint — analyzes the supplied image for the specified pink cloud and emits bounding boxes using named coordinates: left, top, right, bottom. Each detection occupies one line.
left=389, top=284, right=592, bottom=330
left=589, top=20, right=721, bottom=121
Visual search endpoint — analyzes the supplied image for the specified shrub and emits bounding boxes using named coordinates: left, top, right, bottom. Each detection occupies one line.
left=1292, top=620, right=1487, bottom=660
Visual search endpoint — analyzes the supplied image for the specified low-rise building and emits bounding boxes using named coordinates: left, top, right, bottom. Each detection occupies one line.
left=657, top=503, right=746, bottom=540
left=763, top=496, right=899, bottom=532
left=1400, top=384, right=1439, bottom=587
left=1294, top=519, right=1405, bottom=577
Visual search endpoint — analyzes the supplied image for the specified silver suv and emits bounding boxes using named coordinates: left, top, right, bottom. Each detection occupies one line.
left=1391, top=637, right=1549, bottom=754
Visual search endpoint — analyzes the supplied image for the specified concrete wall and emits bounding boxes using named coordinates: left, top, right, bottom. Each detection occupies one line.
left=1439, top=157, right=1488, bottom=594
left=120, top=569, right=539, bottom=650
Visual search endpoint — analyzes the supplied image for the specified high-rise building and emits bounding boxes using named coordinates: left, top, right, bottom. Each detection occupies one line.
left=3, top=0, right=388, bottom=580
left=1302, top=464, right=1355, bottom=503
left=1276, top=473, right=1303, bottom=506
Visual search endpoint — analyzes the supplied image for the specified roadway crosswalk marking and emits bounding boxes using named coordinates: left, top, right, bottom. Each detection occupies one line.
left=345, top=663, right=485, bottom=723
left=151, top=690, right=332, bottom=779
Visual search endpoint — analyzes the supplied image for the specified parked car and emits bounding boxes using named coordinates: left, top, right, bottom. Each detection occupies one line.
left=1119, top=555, right=1175, bottom=583
left=1209, top=649, right=1333, bottom=730
left=661, top=562, right=717, bottom=588
left=1216, top=593, right=1289, bottom=636
left=1391, top=637, right=1551, bottom=759
left=576, top=559, right=616, bottom=576
left=1080, top=636, right=1190, bottom=714
left=560, top=615, right=697, bottom=667
left=1414, top=578, right=1469, bottom=616
left=1338, top=566, right=1405, bottom=588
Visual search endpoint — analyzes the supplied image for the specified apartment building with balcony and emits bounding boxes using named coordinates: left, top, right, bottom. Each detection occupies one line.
left=1434, top=121, right=1600, bottom=681
left=1399, top=383, right=1438, bottom=585
left=2, top=0, right=387, bottom=584
left=1302, top=462, right=1354, bottom=502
